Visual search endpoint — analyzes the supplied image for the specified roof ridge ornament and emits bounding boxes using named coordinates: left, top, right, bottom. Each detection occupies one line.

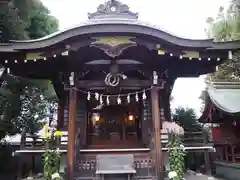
left=88, top=0, right=138, bottom=19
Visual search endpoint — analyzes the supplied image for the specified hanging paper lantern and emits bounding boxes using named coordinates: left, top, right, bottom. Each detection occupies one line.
left=142, top=90, right=147, bottom=100
left=93, top=113, right=100, bottom=121
left=128, top=114, right=134, bottom=121
left=127, top=94, right=130, bottom=103
left=87, top=92, right=91, bottom=100
left=117, top=95, right=121, bottom=104
left=95, top=93, right=99, bottom=100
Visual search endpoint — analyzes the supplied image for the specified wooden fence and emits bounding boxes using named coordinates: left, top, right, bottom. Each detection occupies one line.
left=17, top=130, right=212, bottom=152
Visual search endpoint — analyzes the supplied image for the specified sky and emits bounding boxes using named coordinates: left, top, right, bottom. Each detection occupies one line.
left=41, top=0, right=230, bottom=117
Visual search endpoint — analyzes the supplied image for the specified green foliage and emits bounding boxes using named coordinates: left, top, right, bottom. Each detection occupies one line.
left=0, top=76, right=57, bottom=139
left=13, top=0, right=59, bottom=39
left=0, top=0, right=59, bottom=42
left=206, top=0, right=240, bottom=81
left=0, top=0, right=59, bottom=140
left=167, top=133, right=186, bottom=180
left=42, top=126, right=62, bottom=179
left=43, top=149, right=60, bottom=179
left=201, top=0, right=240, bottom=112
left=0, top=1, right=28, bottom=42
left=172, top=107, right=202, bottom=131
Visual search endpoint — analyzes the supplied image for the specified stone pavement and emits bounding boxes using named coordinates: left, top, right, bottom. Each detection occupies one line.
left=22, top=172, right=226, bottom=180
left=23, top=176, right=226, bottom=180
left=184, top=173, right=224, bottom=180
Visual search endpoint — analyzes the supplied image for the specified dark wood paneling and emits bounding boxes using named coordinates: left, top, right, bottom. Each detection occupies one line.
left=57, top=102, right=64, bottom=129
left=63, top=92, right=87, bottom=147
left=76, top=93, right=87, bottom=147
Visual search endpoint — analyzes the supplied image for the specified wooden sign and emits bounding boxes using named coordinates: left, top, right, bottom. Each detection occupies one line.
left=143, top=99, right=151, bottom=121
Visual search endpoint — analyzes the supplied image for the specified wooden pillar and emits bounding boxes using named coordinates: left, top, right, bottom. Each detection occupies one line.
left=67, top=88, right=77, bottom=180
left=203, top=130, right=211, bottom=176
left=17, top=129, right=26, bottom=180
left=225, top=146, right=228, bottom=161
left=231, top=145, right=236, bottom=163
left=151, top=87, right=164, bottom=180
left=57, top=101, right=64, bottom=130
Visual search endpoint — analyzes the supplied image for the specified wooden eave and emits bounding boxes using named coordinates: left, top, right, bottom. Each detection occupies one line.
left=198, top=94, right=213, bottom=123
left=0, top=19, right=237, bottom=73
left=1, top=0, right=239, bottom=61
left=0, top=21, right=239, bottom=53
left=0, top=48, right=221, bottom=80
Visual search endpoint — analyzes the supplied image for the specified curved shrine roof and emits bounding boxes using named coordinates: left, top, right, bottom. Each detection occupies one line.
left=199, top=82, right=240, bottom=123
left=0, top=0, right=239, bottom=83
left=0, top=0, right=240, bottom=51
left=206, top=82, right=240, bottom=113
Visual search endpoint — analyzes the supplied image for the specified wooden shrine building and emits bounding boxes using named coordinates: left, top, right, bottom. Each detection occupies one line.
left=0, top=1, right=240, bottom=179
left=199, top=82, right=240, bottom=180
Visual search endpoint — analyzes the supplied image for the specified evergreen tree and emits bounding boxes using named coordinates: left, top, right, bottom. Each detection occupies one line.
left=0, top=0, right=59, bottom=140
left=172, top=107, right=202, bottom=131
left=205, top=0, right=240, bottom=81
left=199, top=1, right=240, bottom=109
left=0, top=1, right=27, bottom=42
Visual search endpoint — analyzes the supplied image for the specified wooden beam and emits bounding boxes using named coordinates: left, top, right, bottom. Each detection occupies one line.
left=150, top=87, right=164, bottom=180
left=83, top=64, right=145, bottom=72
left=67, top=88, right=77, bottom=180
left=76, top=79, right=154, bottom=89
left=232, top=146, right=236, bottom=163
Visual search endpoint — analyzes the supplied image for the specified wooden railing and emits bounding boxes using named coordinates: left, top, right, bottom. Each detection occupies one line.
left=18, top=130, right=211, bottom=151
left=161, top=131, right=211, bottom=151
left=215, top=144, right=240, bottom=163
left=19, top=132, right=68, bottom=150
left=210, top=137, right=240, bottom=163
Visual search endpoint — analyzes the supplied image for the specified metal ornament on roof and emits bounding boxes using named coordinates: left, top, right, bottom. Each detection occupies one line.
left=90, top=36, right=137, bottom=57
left=88, top=0, right=139, bottom=20
left=88, top=1, right=139, bottom=57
